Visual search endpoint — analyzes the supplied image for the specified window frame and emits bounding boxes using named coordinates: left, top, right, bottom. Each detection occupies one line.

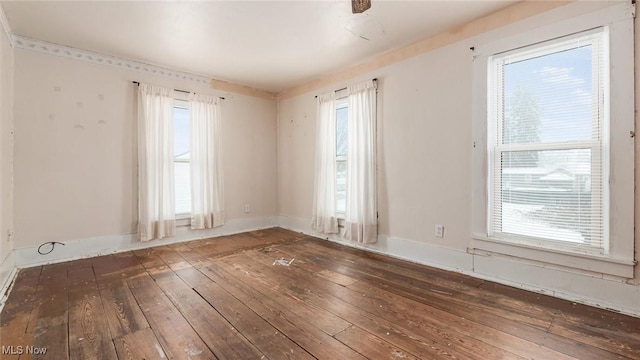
left=173, top=97, right=191, bottom=221
left=486, top=29, right=608, bottom=254
left=470, top=2, right=635, bottom=278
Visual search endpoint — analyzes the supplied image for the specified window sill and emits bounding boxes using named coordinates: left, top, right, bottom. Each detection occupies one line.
left=469, top=235, right=636, bottom=278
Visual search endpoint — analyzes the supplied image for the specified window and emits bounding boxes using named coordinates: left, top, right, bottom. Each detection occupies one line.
left=138, top=84, right=223, bottom=240
left=471, top=2, right=634, bottom=277
left=312, top=80, right=377, bottom=241
left=488, top=30, right=606, bottom=252
left=336, top=97, right=348, bottom=216
left=173, top=100, right=191, bottom=216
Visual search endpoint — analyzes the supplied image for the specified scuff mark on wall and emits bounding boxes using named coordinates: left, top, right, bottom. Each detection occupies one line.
left=74, top=124, right=84, bottom=130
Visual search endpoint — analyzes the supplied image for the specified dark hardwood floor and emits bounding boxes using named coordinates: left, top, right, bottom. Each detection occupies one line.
left=1, top=227, right=639, bottom=359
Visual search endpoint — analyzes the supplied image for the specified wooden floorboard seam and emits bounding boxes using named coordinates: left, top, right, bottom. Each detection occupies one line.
left=119, top=277, right=171, bottom=360
left=197, top=263, right=367, bottom=360
left=128, top=253, right=220, bottom=360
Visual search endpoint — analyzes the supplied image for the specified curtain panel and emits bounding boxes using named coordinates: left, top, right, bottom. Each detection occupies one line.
left=344, top=80, right=378, bottom=243
left=137, top=83, right=176, bottom=241
left=311, top=92, right=339, bottom=234
left=189, top=93, right=225, bottom=230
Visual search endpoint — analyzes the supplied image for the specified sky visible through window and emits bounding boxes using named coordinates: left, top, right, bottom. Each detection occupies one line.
left=174, top=107, right=189, bottom=157
left=503, top=45, right=593, bottom=143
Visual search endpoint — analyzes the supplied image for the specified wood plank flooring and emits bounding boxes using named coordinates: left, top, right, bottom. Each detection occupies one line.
left=1, top=227, right=639, bottom=359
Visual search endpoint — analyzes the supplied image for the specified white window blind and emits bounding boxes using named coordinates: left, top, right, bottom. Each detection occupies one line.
left=488, top=29, right=608, bottom=252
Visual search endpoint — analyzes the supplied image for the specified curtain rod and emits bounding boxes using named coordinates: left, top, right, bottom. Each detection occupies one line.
left=314, top=78, right=377, bottom=99
left=132, top=81, right=225, bottom=100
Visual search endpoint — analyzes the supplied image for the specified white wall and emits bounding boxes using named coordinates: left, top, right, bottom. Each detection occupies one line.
left=12, top=49, right=278, bottom=251
left=277, top=2, right=640, bottom=316
left=0, top=21, right=14, bottom=291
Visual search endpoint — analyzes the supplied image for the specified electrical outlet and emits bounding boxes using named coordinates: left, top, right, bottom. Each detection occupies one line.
left=244, top=204, right=250, bottom=213
left=435, top=224, right=444, bottom=238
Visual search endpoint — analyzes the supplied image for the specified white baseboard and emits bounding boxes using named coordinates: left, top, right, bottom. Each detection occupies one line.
left=0, top=251, right=17, bottom=312
left=278, top=215, right=474, bottom=272
left=12, top=216, right=279, bottom=269
left=278, top=215, right=640, bottom=318
left=471, top=254, right=640, bottom=316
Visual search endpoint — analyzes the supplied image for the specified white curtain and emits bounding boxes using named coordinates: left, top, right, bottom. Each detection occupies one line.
left=137, top=83, right=175, bottom=241
left=311, top=92, right=339, bottom=234
left=189, top=93, right=225, bottom=229
left=344, top=80, right=377, bottom=243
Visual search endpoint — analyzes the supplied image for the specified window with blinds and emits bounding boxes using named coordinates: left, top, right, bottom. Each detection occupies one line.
left=487, top=28, right=608, bottom=252
left=336, top=97, right=348, bottom=217
left=174, top=100, right=191, bottom=216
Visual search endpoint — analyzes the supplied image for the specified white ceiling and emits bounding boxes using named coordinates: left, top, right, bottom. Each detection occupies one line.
left=2, top=1, right=517, bottom=93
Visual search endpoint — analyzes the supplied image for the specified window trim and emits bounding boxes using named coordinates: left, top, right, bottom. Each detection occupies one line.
left=470, top=2, right=635, bottom=278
